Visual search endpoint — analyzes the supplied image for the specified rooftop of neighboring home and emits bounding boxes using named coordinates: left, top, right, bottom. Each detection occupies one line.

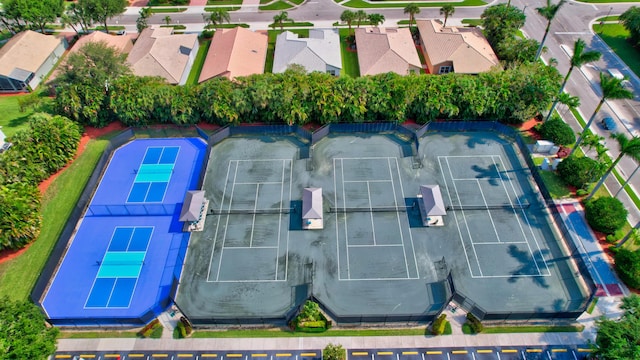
left=272, top=29, right=341, bottom=74
left=354, top=27, right=421, bottom=76
left=0, top=30, right=63, bottom=77
left=127, top=27, right=198, bottom=85
left=199, top=27, right=268, bottom=82
left=416, top=19, right=500, bottom=74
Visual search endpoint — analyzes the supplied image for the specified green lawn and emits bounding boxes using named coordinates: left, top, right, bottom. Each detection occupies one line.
left=267, top=22, right=314, bottom=28
left=204, top=6, right=242, bottom=11
left=265, top=29, right=309, bottom=72
left=59, top=331, right=138, bottom=339
left=150, top=7, right=187, bottom=13
left=0, top=93, right=53, bottom=137
left=186, top=40, right=211, bottom=86
left=538, top=170, right=572, bottom=198
left=207, top=0, right=243, bottom=4
left=342, top=0, right=486, bottom=8
left=0, top=137, right=110, bottom=301
left=482, top=325, right=584, bottom=333
left=596, top=16, right=620, bottom=22
left=289, top=0, right=304, bottom=5
left=461, top=19, right=482, bottom=27
left=339, top=28, right=360, bottom=77
left=260, top=1, right=293, bottom=10
left=596, top=24, right=640, bottom=78
left=578, top=0, right=639, bottom=3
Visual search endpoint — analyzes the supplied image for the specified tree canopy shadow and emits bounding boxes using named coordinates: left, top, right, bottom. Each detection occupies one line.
left=507, top=244, right=550, bottom=288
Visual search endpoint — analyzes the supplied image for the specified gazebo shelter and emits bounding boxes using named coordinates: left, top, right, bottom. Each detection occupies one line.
left=419, top=185, right=446, bottom=227
left=302, top=188, right=323, bottom=229
left=179, top=190, right=208, bottom=232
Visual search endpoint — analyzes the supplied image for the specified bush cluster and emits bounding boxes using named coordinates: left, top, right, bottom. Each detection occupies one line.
left=614, top=249, right=640, bottom=289
left=538, top=116, right=575, bottom=145
left=585, top=197, right=628, bottom=234
left=556, top=156, right=603, bottom=189
left=137, top=318, right=162, bottom=338
left=293, top=300, right=330, bottom=333
left=175, top=316, right=193, bottom=338
left=465, top=313, right=483, bottom=333
left=0, top=113, right=82, bottom=250
left=57, top=63, right=560, bottom=128
left=431, top=314, right=448, bottom=335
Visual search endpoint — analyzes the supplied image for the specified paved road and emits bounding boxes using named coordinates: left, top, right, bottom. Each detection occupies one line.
left=54, top=345, right=593, bottom=360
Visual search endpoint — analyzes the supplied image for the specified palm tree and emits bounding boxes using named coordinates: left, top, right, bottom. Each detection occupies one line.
left=440, top=4, right=455, bottom=27
left=273, top=11, right=293, bottom=31
left=588, top=134, right=640, bottom=199
left=404, top=3, right=421, bottom=29
left=535, top=0, right=566, bottom=61
left=545, top=39, right=601, bottom=121
left=570, top=72, right=634, bottom=157
left=368, top=13, right=385, bottom=27
left=163, top=15, right=172, bottom=26
left=136, top=7, right=152, bottom=33
left=355, top=10, right=367, bottom=28
left=341, top=10, right=356, bottom=34
left=205, top=9, right=231, bottom=29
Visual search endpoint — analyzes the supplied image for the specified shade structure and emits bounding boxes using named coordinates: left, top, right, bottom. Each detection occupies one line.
left=179, top=190, right=205, bottom=222
left=302, top=187, right=323, bottom=229
left=420, top=185, right=446, bottom=216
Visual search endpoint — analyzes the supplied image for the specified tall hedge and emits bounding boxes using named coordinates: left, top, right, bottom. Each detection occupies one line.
left=615, top=249, right=640, bottom=289
left=556, top=156, right=603, bottom=189
left=539, top=116, right=575, bottom=145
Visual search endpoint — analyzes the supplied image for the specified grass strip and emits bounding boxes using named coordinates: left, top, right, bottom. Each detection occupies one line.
left=482, top=325, right=584, bottom=333
left=587, top=297, right=599, bottom=314
left=0, top=95, right=37, bottom=137
left=192, top=327, right=427, bottom=338
left=342, top=0, right=486, bottom=9
left=0, top=138, right=110, bottom=301
left=260, top=1, right=293, bottom=10
left=339, top=28, right=360, bottom=77
left=267, top=22, right=314, bottom=28
left=208, top=0, right=243, bottom=5
left=596, top=24, right=640, bottom=78
left=186, top=40, right=211, bottom=86
left=150, top=7, right=187, bottom=13
left=59, top=331, right=138, bottom=339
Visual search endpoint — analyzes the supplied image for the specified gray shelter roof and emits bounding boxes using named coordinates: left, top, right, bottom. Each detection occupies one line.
left=302, top=188, right=323, bottom=219
left=179, top=190, right=205, bottom=222
left=420, top=185, right=446, bottom=216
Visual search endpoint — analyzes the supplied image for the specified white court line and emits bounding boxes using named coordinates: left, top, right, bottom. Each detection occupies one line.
left=234, top=182, right=283, bottom=185
left=347, top=244, right=405, bottom=248
left=473, top=242, right=529, bottom=245
left=445, top=156, right=484, bottom=277
left=341, top=159, right=351, bottom=279
left=387, top=157, right=412, bottom=279
left=334, top=158, right=341, bottom=280
left=275, top=159, right=285, bottom=281
left=233, top=158, right=291, bottom=162
left=495, top=155, right=550, bottom=276
left=222, top=246, right=279, bottom=249
left=215, top=160, right=241, bottom=282
left=207, top=160, right=235, bottom=282
left=367, top=181, right=377, bottom=246
left=343, top=180, right=392, bottom=183
left=284, top=159, right=293, bottom=281
left=476, top=178, right=503, bottom=243
left=438, top=156, right=476, bottom=277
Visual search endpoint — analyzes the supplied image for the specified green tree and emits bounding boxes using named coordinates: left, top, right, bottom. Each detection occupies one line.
left=0, top=183, right=41, bottom=250
left=323, top=344, right=346, bottom=360
left=0, top=297, right=58, bottom=358
left=593, top=295, right=640, bottom=359
left=205, top=9, right=231, bottom=29
left=340, top=10, right=356, bottom=34
left=136, top=7, right=151, bottom=33
left=273, top=11, right=293, bottom=31
left=545, top=39, right=601, bottom=121
left=355, top=10, right=367, bottom=28
left=439, top=4, right=455, bottom=27
left=404, top=3, right=420, bottom=29
left=368, top=13, right=385, bottom=27
left=496, top=37, right=539, bottom=65
left=620, top=6, right=640, bottom=47
left=570, top=72, right=634, bottom=157
left=1, top=0, right=64, bottom=33
left=585, top=196, right=628, bottom=234
left=556, top=155, right=603, bottom=189
left=66, top=1, right=94, bottom=33
left=588, top=134, right=640, bottom=199
left=481, top=4, right=525, bottom=48
left=85, top=0, right=128, bottom=32
left=534, top=0, right=566, bottom=60
left=614, top=249, right=640, bottom=289
left=55, top=41, right=131, bottom=126
left=164, top=15, right=172, bottom=26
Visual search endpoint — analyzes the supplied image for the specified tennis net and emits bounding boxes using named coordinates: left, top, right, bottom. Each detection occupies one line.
left=446, top=203, right=531, bottom=211
left=329, top=206, right=410, bottom=213
left=209, top=208, right=293, bottom=215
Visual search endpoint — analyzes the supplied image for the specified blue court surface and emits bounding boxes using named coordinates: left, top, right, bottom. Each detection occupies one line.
left=42, top=138, right=206, bottom=325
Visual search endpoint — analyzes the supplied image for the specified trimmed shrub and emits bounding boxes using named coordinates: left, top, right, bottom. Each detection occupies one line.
left=465, top=313, right=483, bottom=333
left=323, top=344, right=346, bottom=360
left=137, top=319, right=160, bottom=338
left=615, top=248, right=640, bottom=289
left=556, top=156, right=602, bottom=189
left=585, top=197, right=628, bottom=234
left=431, top=314, right=448, bottom=335
left=538, top=116, right=575, bottom=145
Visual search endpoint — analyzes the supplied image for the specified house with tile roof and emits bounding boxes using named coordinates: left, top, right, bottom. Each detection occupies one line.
left=127, top=27, right=199, bottom=85
left=354, top=27, right=421, bottom=76
left=50, top=31, right=133, bottom=82
left=199, top=27, right=267, bottom=82
left=416, top=19, right=501, bottom=75
left=0, top=30, right=66, bottom=92
left=272, top=29, right=341, bottom=76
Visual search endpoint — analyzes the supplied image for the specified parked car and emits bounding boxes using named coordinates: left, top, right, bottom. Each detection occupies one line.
left=601, top=117, right=617, bottom=131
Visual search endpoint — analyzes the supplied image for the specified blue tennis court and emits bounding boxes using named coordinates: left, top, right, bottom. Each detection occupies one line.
left=41, top=138, right=206, bottom=325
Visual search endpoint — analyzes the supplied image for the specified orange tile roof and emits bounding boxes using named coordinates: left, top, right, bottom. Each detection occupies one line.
left=199, top=27, right=267, bottom=82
